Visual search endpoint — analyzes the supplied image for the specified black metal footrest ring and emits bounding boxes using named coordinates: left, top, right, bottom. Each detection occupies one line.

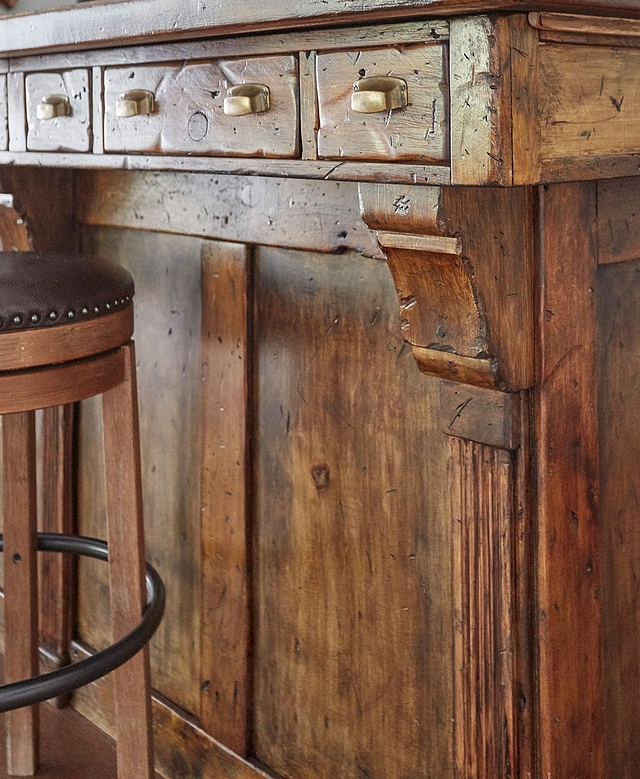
left=0, top=532, right=165, bottom=712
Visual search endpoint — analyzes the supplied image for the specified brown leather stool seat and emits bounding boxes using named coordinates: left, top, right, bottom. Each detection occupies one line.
left=0, top=251, right=160, bottom=779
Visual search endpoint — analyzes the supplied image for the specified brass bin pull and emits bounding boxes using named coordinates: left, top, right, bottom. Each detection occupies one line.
left=351, top=76, right=408, bottom=114
left=36, top=95, right=71, bottom=121
left=115, top=89, right=156, bottom=118
left=223, top=84, right=270, bottom=116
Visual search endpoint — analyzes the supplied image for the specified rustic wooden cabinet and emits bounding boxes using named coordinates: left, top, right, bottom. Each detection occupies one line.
left=0, top=2, right=639, bottom=778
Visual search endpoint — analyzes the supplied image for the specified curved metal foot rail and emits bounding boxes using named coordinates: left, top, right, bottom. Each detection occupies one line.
left=0, top=532, right=165, bottom=712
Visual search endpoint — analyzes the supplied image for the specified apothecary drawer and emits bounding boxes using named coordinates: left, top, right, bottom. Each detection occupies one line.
left=316, top=44, right=448, bottom=162
left=103, top=56, right=299, bottom=157
left=26, top=69, right=91, bottom=152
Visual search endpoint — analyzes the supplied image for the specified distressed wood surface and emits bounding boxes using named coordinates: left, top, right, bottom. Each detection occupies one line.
left=7, top=72, right=25, bottom=153
left=530, top=10, right=640, bottom=36
left=77, top=227, right=203, bottom=718
left=449, top=15, right=512, bottom=185
left=450, top=439, right=516, bottom=779
left=253, top=246, right=453, bottom=779
left=9, top=21, right=450, bottom=73
left=537, top=181, right=605, bottom=779
left=76, top=170, right=383, bottom=259
left=104, top=57, right=298, bottom=158
left=358, top=182, right=441, bottom=234
left=597, top=176, right=640, bottom=264
left=511, top=15, right=541, bottom=185
left=540, top=43, right=640, bottom=159
left=317, top=43, right=448, bottom=162
left=299, top=51, right=319, bottom=161
left=26, top=69, right=91, bottom=153
left=200, top=241, right=251, bottom=755
left=440, top=381, right=520, bottom=449
left=598, top=259, right=640, bottom=778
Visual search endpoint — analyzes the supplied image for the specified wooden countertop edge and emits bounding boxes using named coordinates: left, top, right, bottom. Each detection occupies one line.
left=2, top=0, right=640, bottom=57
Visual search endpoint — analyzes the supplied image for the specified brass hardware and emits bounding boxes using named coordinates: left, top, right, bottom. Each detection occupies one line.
left=36, top=95, right=71, bottom=121
left=223, top=84, right=270, bottom=116
left=115, top=89, right=155, bottom=118
left=351, top=76, right=408, bottom=114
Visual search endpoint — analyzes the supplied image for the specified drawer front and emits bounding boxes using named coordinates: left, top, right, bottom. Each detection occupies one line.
left=317, top=44, right=448, bottom=161
left=103, top=56, right=298, bottom=157
left=26, top=69, right=91, bottom=152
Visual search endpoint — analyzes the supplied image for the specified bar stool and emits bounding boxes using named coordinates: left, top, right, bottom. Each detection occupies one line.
left=0, top=252, right=164, bottom=778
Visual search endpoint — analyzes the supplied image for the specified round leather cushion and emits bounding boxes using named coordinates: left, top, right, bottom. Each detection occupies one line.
left=0, top=252, right=134, bottom=331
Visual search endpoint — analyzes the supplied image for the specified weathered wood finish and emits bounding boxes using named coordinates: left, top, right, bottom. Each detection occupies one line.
left=449, top=16, right=512, bottom=185
left=25, top=69, right=91, bottom=153
left=450, top=439, right=516, bottom=779
left=104, top=57, right=299, bottom=158
left=537, top=181, right=604, bottom=779
left=317, top=43, right=448, bottom=162
left=597, top=176, right=640, bottom=265
left=440, top=381, right=520, bottom=449
left=200, top=241, right=251, bottom=755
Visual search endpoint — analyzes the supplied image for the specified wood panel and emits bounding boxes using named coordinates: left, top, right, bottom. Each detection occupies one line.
left=200, top=241, right=251, bottom=755
left=537, top=181, right=604, bottom=779
left=597, top=176, right=640, bottom=265
left=450, top=439, right=516, bottom=779
left=252, top=246, right=453, bottom=779
left=75, top=170, right=384, bottom=259
left=317, top=44, right=448, bottom=162
left=540, top=43, right=640, bottom=159
left=597, top=258, right=640, bottom=779
left=77, top=227, right=203, bottom=718
left=103, top=57, right=298, bottom=157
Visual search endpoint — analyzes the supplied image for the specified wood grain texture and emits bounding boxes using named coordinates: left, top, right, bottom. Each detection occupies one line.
left=317, top=43, right=448, bottom=162
left=299, top=51, right=319, bottom=161
left=3, top=411, right=39, bottom=776
left=358, top=182, right=441, bottom=234
left=597, top=259, right=640, bottom=779
left=0, top=74, right=8, bottom=153
left=540, top=43, right=640, bottom=159
left=26, top=69, right=91, bottom=153
left=450, top=439, right=516, bottom=779
left=92, top=66, right=104, bottom=154
left=10, top=21, right=450, bottom=73
left=7, top=72, right=25, bottom=153
left=102, top=342, right=154, bottom=779
left=530, top=10, right=640, bottom=36
left=537, top=181, right=604, bottom=779
left=0, top=203, right=31, bottom=252
left=597, top=176, right=640, bottom=264
left=253, top=246, right=453, bottom=779
left=0, top=150, right=451, bottom=187
left=78, top=226, right=203, bottom=718
left=104, top=57, right=298, bottom=158
left=412, top=346, right=501, bottom=388
left=449, top=15, right=512, bottom=185
left=200, top=241, right=250, bottom=755
left=510, top=14, right=541, bottom=185
left=440, top=381, right=520, bottom=449
left=76, top=170, right=384, bottom=259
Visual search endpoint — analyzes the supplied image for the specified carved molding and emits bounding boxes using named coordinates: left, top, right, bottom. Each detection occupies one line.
left=450, top=438, right=517, bottom=779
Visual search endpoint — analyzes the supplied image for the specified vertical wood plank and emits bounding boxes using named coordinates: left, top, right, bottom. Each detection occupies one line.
left=510, top=15, right=541, bottom=185
left=450, top=438, right=516, bottom=779
left=299, top=51, right=318, bottom=161
left=92, top=66, right=104, bottom=154
left=3, top=411, right=39, bottom=776
left=537, top=181, right=604, bottom=779
left=450, top=15, right=512, bottom=185
left=200, top=240, right=251, bottom=756
left=102, top=342, right=154, bottom=779
left=38, top=404, right=75, bottom=706
left=7, top=72, right=26, bottom=153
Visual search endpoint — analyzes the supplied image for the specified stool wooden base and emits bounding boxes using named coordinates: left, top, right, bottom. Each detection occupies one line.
left=1, top=342, right=153, bottom=779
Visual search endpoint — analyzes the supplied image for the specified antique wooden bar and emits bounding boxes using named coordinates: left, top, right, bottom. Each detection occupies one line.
left=0, top=2, right=638, bottom=777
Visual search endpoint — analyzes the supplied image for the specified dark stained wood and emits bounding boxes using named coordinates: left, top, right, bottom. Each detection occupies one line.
left=536, top=181, right=604, bottom=779
left=511, top=15, right=541, bottom=185
left=597, top=259, right=640, bottom=779
left=200, top=240, right=251, bottom=755
left=440, top=381, right=520, bottom=449
left=597, top=176, right=640, bottom=265
left=102, top=342, right=154, bottom=779
left=2, top=411, right=39, bottom=776
left=252, top=246, right=454, bottom=779
left=449, top=439, right=516, bottom=779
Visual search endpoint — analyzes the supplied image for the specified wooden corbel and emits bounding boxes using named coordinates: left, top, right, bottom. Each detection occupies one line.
left=359, top=183, right=535, bottom=392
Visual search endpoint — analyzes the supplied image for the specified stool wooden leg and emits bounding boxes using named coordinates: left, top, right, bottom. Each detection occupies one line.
left=102, top=343, right=154, bottom=779
left=3, top=411, right=39, bottom=776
